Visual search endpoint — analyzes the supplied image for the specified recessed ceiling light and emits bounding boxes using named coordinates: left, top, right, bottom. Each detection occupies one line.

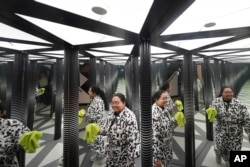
left=204, top=22, right=216, bottom=28
left=92, top=6, right=107, bottom=15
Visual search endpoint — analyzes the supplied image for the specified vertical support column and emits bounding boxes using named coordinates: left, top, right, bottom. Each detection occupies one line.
left=99, top=60, right=105, bottom=91
left=5, top=62, right=13, bottom=118
left=183, top=52, right=195, bottom=167
left=27, top=60, right=37, bottom=130
left=96, top=60, right=100, bottom=86
left=193, top=62, right=199, bottom=111
left=89, top=57, right=97, bottom=86
left=203, top=57, right=214, bottom=141
left=214, top=60, right=221, bottom=97
left=63, top=46, right=79, bottom=167
left=105, top=63, right=112, bottom=102
left=227, top=62, right=234, bottom=87
left=0, top=64, right=7, bottom=103
left=220, top=61, right=226, bottom=86
left=11, top=52, right=29, bottom=167
left=151, top=62, right=157, bottom=94
left=131, top=56, right=140, bottom=128
left=54, top=58, right=64, bottom=140
left=11, top=52, right=29, bottom=122
left=50, top=63, right=55, bottom=118
left=161, top=59, right=168, bottom=85
left=125, top=61, right=131, bottom=105
left=162, top=59, right=166, bottom=84
left=111, top=65, right=118, bottom=94
left=139, top=38, right=152, bottom=167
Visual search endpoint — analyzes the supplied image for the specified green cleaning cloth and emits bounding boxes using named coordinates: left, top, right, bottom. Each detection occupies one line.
left=83, top=123, right=100, bottom=144
left=206, top=107, right=217, bottom=122
left=39, top=88, right=45, bottom=95
left=174, top=111, right=186, bottom=127
left=19, top=130, right=43, bottom=153
left=78, top=109, right=86, bottom=125
left=175, top=99, right=183, bottom=112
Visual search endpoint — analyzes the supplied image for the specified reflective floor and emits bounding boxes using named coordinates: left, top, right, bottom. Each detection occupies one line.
left=26, top=80, right=250, bottom=167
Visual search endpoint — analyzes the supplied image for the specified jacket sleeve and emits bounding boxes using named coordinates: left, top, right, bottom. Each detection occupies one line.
left=152, top=108, right=162, bottom=160
left=242, top=105, right=250, bottom=138
left=126, top=114, right=140, bottom=159
left=86, top=100, right=103, bottom=123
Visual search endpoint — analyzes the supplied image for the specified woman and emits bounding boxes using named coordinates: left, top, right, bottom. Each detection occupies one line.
left=100, top=93, right=140, bottom=167
left=160, top=82, right=176, bottom=116
left=0, top=103, right=30, bottom=166
left=152, top=90, right=175, bottom=167
left=86, top=86, right=109, bottom=164
left=210, top=86, right=250, bottom=166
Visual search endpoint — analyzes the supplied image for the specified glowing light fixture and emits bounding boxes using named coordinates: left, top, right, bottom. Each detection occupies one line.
left=161, top=0, right=250, bottom=35
left=17, top=14, right=123, bottom=45
left=35, top=0, right=154, bottom=33
left=165, top=36, right=233, bottom=50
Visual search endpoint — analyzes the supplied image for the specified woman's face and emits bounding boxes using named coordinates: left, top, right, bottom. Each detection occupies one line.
left=156, top=92, right=167, bottom=108
left=111, top=96, right=125, bottom=113
left=222, top=87, right=233, bottom=102
left=88, top=87, right=96, bottom=98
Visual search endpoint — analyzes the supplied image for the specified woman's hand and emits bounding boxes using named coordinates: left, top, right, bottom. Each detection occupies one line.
left=155, top=160, right=162, bottom=167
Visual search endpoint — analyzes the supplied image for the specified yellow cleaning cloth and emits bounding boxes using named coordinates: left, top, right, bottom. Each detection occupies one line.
left=174, top=111, right=186, bottom=127
left=19, top=130, right=43, bottom=153
left=175, top=100, right=183, bottom=112
left=83, top=123, right=100, bottom=144
left=78, top=109, right=86, bottom=125
left=206, top=107, right=217, bottom=122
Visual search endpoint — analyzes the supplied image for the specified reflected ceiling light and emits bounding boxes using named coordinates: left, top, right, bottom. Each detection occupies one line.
left=101, top=56, right=129, bottom=60
left=151, top=54, right=175, bottom=58
left=199, top=51, right=236, bottom=56
left=17, top=14, right=123, bottom=45
left=93, top=44, right=134, bottom=54
left=205, top=37, right=250, bottom=50
left=165, top=36, right=233, bottom=50
left=0, top=41, right=51, bottom=51
left=0, top=23, right=51, bottom=44
left=0, top=58, right=14, bottom=62
left=151, top=46, right=175, bottom=54
left=216, top=51, right=250, bottom=56
left=35, top=0, right=154, bottom=33
left=79, top=57, right=90, bottom=60
left=204, top=22, right=216, bottom=28
left=92, top=6, right=107, bottom=15
left=86, top=50, right=121, bottom=57
left=161, top=0, right=250, bottom=35
left=39, top=50, right=64, bottom=54
left=41, top=54, right=64, bottom=58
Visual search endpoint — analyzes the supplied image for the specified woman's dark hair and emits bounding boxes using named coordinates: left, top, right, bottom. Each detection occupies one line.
left=112, top=93, right=129, bottom=108
left=152, top=90, right=166, bottom=105
left=90, top=86, right=109, bottom=110
left=218, top=85, right=233, bottom=97
left=0, top=103, right=4, bottom=114
left=160, top=82, right=170, bottom=91
left=0, top=102, right=6, bottom=118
